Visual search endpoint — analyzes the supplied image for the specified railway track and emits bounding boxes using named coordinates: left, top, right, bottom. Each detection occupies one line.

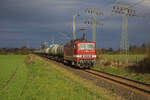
left=84, top=69, right=150, bottom=95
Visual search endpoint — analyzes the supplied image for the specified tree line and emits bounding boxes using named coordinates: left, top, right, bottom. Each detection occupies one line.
left=97, top=42, right=150, bottom=55
left=0, top=46, right=36, bottom=55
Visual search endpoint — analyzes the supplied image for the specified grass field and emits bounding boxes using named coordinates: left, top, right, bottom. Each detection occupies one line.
left=0, top=55, right=28, bottom=100
left=0, top=55, right=27, bottom=88
left=99, top=54, right=146, bottom=62
left=0, top=55, right=121, bottom=100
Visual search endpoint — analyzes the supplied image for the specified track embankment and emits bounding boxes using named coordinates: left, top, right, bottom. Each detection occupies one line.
left=85, top=69, right=150, bottom=93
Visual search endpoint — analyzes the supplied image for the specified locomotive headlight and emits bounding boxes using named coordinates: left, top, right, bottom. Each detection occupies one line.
left=78, top=55, right=82, bottom=58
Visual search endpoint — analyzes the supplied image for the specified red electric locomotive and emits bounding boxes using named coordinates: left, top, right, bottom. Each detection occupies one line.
left=64, top=38, right=96, bottom=68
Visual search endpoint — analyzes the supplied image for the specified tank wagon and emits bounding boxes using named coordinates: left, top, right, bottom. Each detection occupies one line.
left=36, top=38, right=96, bottom=68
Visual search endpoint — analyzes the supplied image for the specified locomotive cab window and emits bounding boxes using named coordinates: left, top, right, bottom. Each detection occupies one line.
left=78, top=43, right=95, bottom=50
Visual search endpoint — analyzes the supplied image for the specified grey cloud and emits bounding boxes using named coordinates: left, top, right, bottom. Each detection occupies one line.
left=0, top=0, right=150, bottom=48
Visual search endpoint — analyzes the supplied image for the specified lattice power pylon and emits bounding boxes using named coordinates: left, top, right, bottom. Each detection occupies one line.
left=121, top=12, right=129, bottom=54
left=85, top=8, right=103, bottom=41
left=112, top=3, right=136, bottom=54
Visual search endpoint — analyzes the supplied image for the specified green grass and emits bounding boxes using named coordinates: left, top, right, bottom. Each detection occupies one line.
left=1, top=54, right=148, bottom=100
left=0, top=55, right=28, bottom=100
left=0, top=55, right=115, bottom=100
left=0, top=55, right=27, bottom=88
left=99, top=54, right=146, bottom=62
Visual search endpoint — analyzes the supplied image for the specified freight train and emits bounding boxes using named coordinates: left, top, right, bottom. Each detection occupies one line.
left=35, top=37, right=96, bottom=68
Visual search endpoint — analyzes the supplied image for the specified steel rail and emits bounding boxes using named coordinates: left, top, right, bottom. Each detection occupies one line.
left=84, top=69, right=150, bottom=95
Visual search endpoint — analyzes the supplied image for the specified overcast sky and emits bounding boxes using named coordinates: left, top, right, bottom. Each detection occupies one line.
left=0, top=0, right=150, bottom=49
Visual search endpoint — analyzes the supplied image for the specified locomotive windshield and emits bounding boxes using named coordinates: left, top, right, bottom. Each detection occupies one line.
left=78, top=43, right=95, bottom=50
